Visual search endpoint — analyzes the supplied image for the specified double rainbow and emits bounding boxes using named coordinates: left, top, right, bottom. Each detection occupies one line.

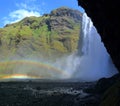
left=0, top=60, right=69, bottom=79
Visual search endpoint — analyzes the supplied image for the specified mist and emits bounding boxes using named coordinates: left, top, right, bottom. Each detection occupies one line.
left=52, top=13, right=118, bottom=81
left=0, top=13, right=118, bottom=82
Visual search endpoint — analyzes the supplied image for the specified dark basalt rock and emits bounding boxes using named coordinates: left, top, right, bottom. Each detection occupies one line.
left=0, top=81, right=99, bottom=106
left=77, top=1, right=120, bottom=105
left=84, top=73, right=120, bottom=94
left=77, top=0, right=120, bottom=72
left=50, top=7, right=82, bottom=22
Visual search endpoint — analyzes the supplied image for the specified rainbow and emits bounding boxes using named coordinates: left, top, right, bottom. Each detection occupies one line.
left=1, top=74, right=41, bottom=79
left=0, top=60, right=69, bottom=79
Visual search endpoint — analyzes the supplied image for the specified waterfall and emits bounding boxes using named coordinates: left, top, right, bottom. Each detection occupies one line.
left=56, top=13, right=118, bottom=81
left=0, top=13, right=118, bottom=81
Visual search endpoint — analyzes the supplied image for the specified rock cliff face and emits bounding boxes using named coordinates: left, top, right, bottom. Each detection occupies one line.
left=77, top=0, right=120, bottom=72
left=0, top=7, right=82, bottom=59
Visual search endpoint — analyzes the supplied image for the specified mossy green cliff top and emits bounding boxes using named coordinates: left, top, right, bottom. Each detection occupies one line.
left=0, top=7, right=82, bottom=59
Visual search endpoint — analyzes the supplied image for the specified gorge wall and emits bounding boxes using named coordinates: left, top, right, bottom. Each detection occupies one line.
left=77, top=0, right=120, bottom=72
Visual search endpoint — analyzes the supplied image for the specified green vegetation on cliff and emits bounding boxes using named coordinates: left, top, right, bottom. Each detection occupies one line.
left=0, top=7, right=82, bottom=59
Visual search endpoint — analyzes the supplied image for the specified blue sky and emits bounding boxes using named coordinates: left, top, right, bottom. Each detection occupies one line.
left=0, top=0, right=84, bottom=28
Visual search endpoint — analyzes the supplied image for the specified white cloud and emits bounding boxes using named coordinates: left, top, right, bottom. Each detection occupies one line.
left=16, top=3, right=28, bottom=9
left=10, top=9, right=40, bottom=19
left=4, top=9, right=40, bottom=25
left=16, top=3, right=40, bottom=12
left=3, top=0, right=43, bottom=26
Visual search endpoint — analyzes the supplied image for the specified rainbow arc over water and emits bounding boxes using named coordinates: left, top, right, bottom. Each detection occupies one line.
left=0, top=60, right=69, bottom=79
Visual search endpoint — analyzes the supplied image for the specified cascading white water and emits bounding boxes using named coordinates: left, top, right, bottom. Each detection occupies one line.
left=75, top=13, right=118, bottom=81
left=0, top=13, right=117, bottom=81
left=55, top=13, right=118, bottom=81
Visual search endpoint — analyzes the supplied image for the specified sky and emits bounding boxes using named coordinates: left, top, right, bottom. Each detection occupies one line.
left=0, top=0, right=84, bottom=28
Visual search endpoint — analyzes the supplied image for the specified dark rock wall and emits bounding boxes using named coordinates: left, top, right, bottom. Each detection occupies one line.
left=77, top=0, right=120, bottom=72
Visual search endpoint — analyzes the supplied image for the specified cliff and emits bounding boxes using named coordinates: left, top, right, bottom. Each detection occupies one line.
left=0, top=7, right=82, bottom=59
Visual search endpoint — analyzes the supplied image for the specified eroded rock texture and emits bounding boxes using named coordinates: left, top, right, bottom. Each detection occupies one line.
left=77, top=0, right=120, bottom=72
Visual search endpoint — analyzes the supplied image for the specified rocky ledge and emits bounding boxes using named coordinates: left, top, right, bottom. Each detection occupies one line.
left=0, top=81, right=99, bottom=106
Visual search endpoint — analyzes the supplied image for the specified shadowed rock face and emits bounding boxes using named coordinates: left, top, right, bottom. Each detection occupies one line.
left=77, top=0, right=120, bottom=72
